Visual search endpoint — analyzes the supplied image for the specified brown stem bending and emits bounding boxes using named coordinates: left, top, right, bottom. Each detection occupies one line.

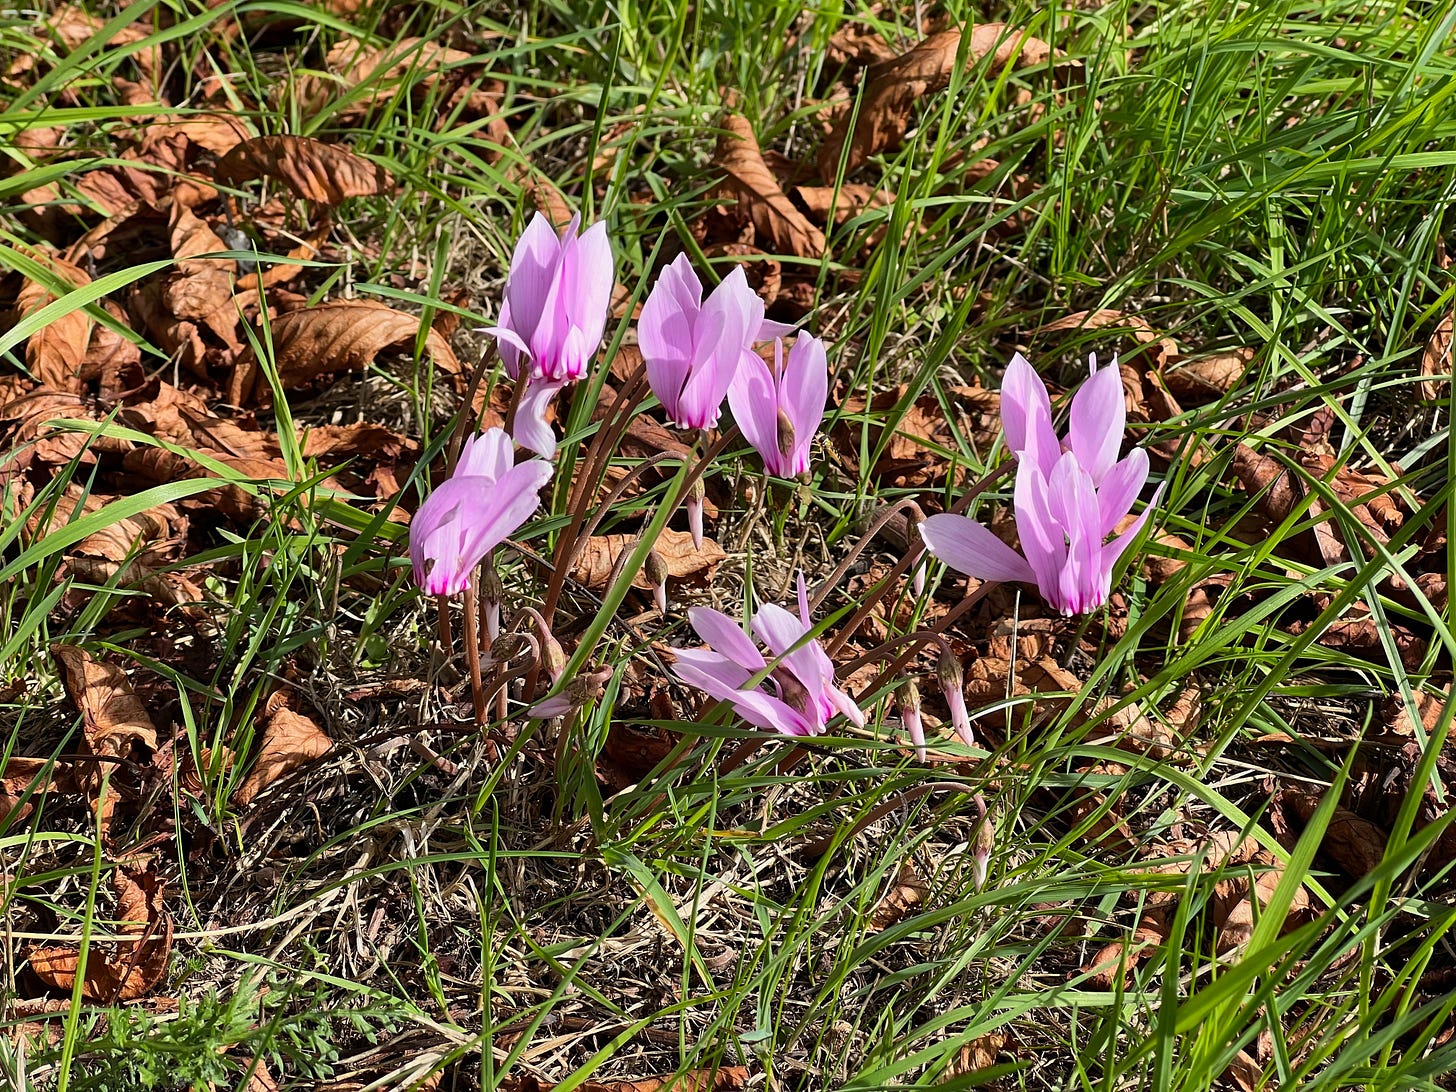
left=446, top=342, right=502, bottom=472
left=462, top=591, right=487, bottom=726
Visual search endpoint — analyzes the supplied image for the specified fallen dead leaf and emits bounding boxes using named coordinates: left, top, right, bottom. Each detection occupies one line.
left=1278, top=787, right=1387, bottom=880
left=522, top=1070, right=750, bottom=1092
left=832, top=382, right=1003, bottom=489
left=715, top=113, right=825, bottom=259
left=818, top=25, right=1059, bottom=179
left=1383, top=685, right=1450, bottom=736
left=29, top=860, right=171, bottom=1002
left=825, top=22, right=897, bottom=67
left=233, top=691, right=333, bottom=807
left=50, top=644, right=158, bottom=762
left=869, top=862, right=929, bottom=931
left=15, top=251, right=93, bottom=392
left=1037, top=309, right=1179, bottom=371
left=942, top=1032, right=1007, bottom=1079
left=164, top=207, right=241, bottom=347
left=229, top=299, right=461, bottom=404
left=571, top=529, right=726, bottom=592
left=216, top=135, right=393, bottom=205
left=1163, top=347, right=1255, bottom=404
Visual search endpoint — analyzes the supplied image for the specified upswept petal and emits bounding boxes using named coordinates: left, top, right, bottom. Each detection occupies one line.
left=758, top=317, right=798, bottom=341
left=1000, top=353, right=1053, bottom=457
left=451, top=462, right=550, bottom=570
left=1019, top=398, right=1061, bottom=480
left=671, top=659, right=814, bottom=735
left=455, top=427, right=514, bottom=481
left=1097, top=447, right=1150, bottom=538
left=781, top=332, right=828, bottom=467
left=1045, top=453, right=1099, bottom=614
left=672, top=647, right=755, bottom=690
left=825, top=682, right=866, bottom=728
left=485, top=311, right=531, bottom=379
left=502, top=213, right=561, bottom=349
left=686, top=606, right=767, bottom=672
left=1100, top=482, right=1165, bottom=584
left=511, top=378, right=566, bottom=458
left=563, top=220, right=613, bottom=354
left=672, top=302, right=734, bottom=429
left=919, top=512, right=1036, bottom=585
left=1067, top=360, right=1125, bottom=483
left=727, top=349, right=778, bottom=468
left=1012, top=461, right=1068, bottom=606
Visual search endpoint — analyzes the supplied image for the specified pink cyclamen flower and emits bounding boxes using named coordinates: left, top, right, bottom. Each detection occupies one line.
left=640, top=255, right=775, bottom=431
left=408, top=428, right=554, bottom=596
left=486, top=213, right=613, bottom=458
left=919, top=352, right=1160, bottom=616
left=727, top=332, right=827, bottom=478
left=672, top=574, right=863, bottom=737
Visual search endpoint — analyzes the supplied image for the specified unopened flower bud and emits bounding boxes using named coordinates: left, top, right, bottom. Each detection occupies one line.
left=645, top=549, right=670, bottom=615
left=911, top=557, right=926, bottom=598
left=687, top=476, right=706, bottom=550
left=971, top=794, right=993, bottom=890
left=540, top=632, right=568, bottom=684
left=479, top=565, right=504, bottom=642
left=897, top=678, right=926, bottom=762
left=775, top=407, right=796, bottom=459
left=528, top=665, right=612, bottom=719
left=937, top=647, right=973, bottom=748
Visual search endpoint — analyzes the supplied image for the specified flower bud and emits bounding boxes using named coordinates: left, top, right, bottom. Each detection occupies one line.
left=971, top=794, right=993, bottom=890
left=540, top=631, right=568, bottom=684
left=645, top=549, right=670, bottom=616
left=479, top=565, right=504, bottom=642
left=687, top=476, right=706, bottom=550
left=489, top=632, right=528, bottom=665
left=937, top=647, right=973, bottom=747
left=897, top=678, right=926, bottom=762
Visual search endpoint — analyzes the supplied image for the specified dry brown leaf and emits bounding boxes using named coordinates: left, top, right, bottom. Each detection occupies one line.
left=943, top=1032, right=1007, bottom=1079
left=1280, top=787, right=1387, bottom=879
left=1163, top=347, right=1255, bottom=404
left=1036, top=309, right=1179, bottom=370
left=215, top=135, right=393, bottom=205
left=13, top=5, right=160, bottom=83
left=229, top=299, right=460, bottom=404
left=15, top=252, right=93, bottom=392
left=818, top=25, right=1058, bottom=179
left=165, top=207, right=241, bottom=346
left=832, top=382, right=1002, bottom=489
left=50, top=644, right=158, bottom=761
left=1383, top=685, right=1450, bottom=736
left=793, top=183, right=895, bottom=227
left=715, top=113, right=825, bottom=259
left=29, top=861, right=171, bottom=1001
left=825, top=22, right=897, bottom=67
left=1214, top=849, right=1308, bottom=953
left=82, top=300, right=144, bottom=401
left=571, top=528, right=726, bottom=591
left=869, top=862, right=929, bottom=931
left=233, top=691, right=333, bottom=807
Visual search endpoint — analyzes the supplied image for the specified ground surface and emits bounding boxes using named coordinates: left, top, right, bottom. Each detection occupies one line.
left=2, top=0, right=1456, bottom=1089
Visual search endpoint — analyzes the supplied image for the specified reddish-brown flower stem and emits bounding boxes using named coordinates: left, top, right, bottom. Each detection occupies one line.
left=446, top=343, right=502, bottom=471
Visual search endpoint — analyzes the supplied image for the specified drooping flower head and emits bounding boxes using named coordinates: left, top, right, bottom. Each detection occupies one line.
left=672, top=574, right=863, bottom=736
left=728, top=332, right=827, bottom=479
left=409, top=428, right=554, bottom=596
left=919, top=352, right=1160, bottom=616
left=490, top=212, right=613, bottom=384
left=639, top=255, right=769, bottom=431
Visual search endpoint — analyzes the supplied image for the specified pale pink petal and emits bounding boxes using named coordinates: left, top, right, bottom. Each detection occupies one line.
left=1067, top=361, right=1125, bottom=483
left=453, top=459, right=552, bottom=565
left=1012, top=460, right=1068, bottom=609
left=825, top=682, right=865, bottom=728
left=686, top=606, right=767, bottom=672
left=502, top=213, right=561, bottom=350
left=781, top=332, right=827, bottom=468
left=757, top=317, right=797, bottom=341
left=727, top=348, right=778, bottom=470
left=1100, top=482, right=1164, bottom=589
left=511, top=378, right=566, bottom=458
left=1097, top=447, right=1150, bottom=538
left=919, top=513, right=1036, bottom=585
left=672, top=659, right=814, bottom=735
left=673, top=647, right=754, bottom=689
left=455, top=427, right=515, bottom=481
left=640, top=257, right=698, bottom=420
left=564, top=220, right=613, bottom=355
left=1000, top=353, right=1053, bottom=456
left=484, top=312, right=530, bottom=379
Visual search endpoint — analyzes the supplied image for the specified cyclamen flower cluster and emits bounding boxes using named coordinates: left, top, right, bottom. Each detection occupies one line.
left=408, top=212, right=1162, bottom=770
left=920, top=353, right=1160, bottom=616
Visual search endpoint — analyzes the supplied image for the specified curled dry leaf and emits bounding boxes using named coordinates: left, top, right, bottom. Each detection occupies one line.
left=29, top=861, right=172, bottom=1002
left=869, top=862, right=930, bottom=931
left=50, top=644, right=158, bottom=762
left=715, top=113, right=825, bottom=260
left=1163, top=347, right=1255, bottom=404
left=229, top=299, right=461, bottom=404
left=215, top=135, right=393, bottom=205
left=818, top=25, right=1059, bottom=179
left=165, top=208, right=240, bottom=348
left=943, top=1032, right=1009, bottom=1080
left=1383, top=684, right=1450, bottom=736
left=1278, top=787, right=1387, bottom=880
left=1213, top=848, right=1309, bottom=954
left=1036, top=309, right=1179, bottom=371
left=793, top=183, right=895, bottom=228
left=571, top=528, right=726, bottom=592
left=233, top=691, right=333, bottom=807
left=831, top=382, right=1003, bottom=489
left=15, top=251, right=93, bottom=392
left=825, top=22, right=897, bottom=68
